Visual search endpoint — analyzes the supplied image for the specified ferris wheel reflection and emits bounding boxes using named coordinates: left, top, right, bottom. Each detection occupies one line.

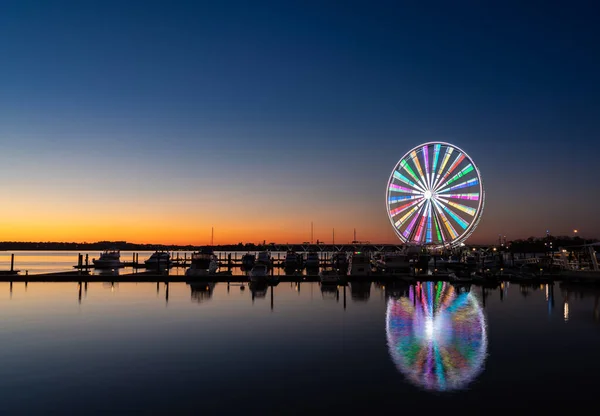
left=385, top=281, right=488, bottom=392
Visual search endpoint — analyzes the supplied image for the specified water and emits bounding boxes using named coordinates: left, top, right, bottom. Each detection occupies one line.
left=0, top=254, right=599, bottom=413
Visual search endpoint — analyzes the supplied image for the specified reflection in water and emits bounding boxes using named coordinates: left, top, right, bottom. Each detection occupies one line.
left=250, top=281, right=268, bottom=301
left=320, top=283, right=339, bottom=301
left=188, top=282, right=215, bottom=303
left=349, top=281, right=371, bottom=302
left=386, top=281, right=487, bottom=392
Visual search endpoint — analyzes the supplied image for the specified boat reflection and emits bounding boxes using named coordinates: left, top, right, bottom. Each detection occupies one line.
left=349, top=281, right=371, bottom=301
left=250, top=280, right=269, bottom=301
left=187, top=282, right=215, bottom=303
left=320, top=283, right=339, bottom=301
left=386, top=281, right=487, bottom=392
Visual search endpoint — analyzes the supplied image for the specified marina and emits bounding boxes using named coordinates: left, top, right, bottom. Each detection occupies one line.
left=1, top=247, right=598, bottom=283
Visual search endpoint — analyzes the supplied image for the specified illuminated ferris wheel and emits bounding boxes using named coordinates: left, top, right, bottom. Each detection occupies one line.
left=386, top=142, right=484, bottom=248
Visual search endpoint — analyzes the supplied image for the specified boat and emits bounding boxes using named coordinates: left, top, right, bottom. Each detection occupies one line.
left=284, top=250, right=302, bottom=270
left=92, top=249, right=122, bottom=268
left=375, top=252, right=410, bottom=274
left=185, top=248, right=219, bottom=276
left=347, top=252, right=372, bottom=276
left=249, top=264, right=269, bottom=281
left=256, top=251, right=271, bottom=267
left=331, top=252, right=348, bottom=272
left=319, top=267, right=339, bottom=285
left=241, top=253, right=255, bottom=270
left=305, top=251, right=320, bottom=270
left=144, top=251, right=172, bottom=268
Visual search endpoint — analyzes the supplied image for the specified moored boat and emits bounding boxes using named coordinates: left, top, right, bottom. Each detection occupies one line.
left=92, top=249, right=122, bottom=268
left=144, top=251, right=172, bottom=269
left=284, top=250, right=302, bottom=270
left=347, top=252, right=372, bottom=277
left=319, top=267, right=340, bottom=285
left=241, top=253, right=256, bottom=269
left=305, top=251, right=320, bottom=270
left=256, top=251, right=271, bottom=267
left=249, top=264, right=269, bottom=281
left=331, top=252, right=348, bottom=272
left=185, top=248, right=219, bottom=276
left=375, top=252, right=410, bottom=274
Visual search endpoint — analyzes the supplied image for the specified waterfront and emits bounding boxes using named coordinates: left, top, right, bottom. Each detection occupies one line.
left=0, top=276, right=599, bottom=414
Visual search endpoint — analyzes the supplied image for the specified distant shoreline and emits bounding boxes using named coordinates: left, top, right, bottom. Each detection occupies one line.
left=0, top=236, right=596, bottom=253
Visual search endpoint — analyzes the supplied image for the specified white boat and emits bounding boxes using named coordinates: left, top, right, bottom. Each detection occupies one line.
left=319, top=268, right=339, bottom=284
left=92, top=249, right=122, bottom=268
left=347, top=252, right=372, bottom=276
left=185, top=249, right=219, bottom=276
left=144, top=251, right=172, bottom=268
left=305, top=251, right=320, bottom=269
left=249, top=264, right=269, bottom=281
left=256, top=251, right=271, bottom=267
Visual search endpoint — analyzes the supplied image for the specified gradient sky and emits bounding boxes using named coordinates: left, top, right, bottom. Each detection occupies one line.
left=1, top=0, right=599, bottom=245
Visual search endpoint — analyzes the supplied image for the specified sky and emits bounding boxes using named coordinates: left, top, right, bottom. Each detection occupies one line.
left=1, top=0, right=599, bottom=245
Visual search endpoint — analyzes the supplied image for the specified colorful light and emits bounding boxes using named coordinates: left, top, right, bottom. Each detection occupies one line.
left=386, top=282, right=488, bottom=391
left=385, top=142, right=484, bottom=248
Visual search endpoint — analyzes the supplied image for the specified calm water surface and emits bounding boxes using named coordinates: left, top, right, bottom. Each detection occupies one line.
left=0, top=253, right=599, bottom=414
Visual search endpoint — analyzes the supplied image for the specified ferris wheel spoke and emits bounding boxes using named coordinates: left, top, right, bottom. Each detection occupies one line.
left=431, top=144, right=441, bottom=177
left=436, top=177, right=479, bottom=194
left=413, top=200, right=430, bottom=244
left=393, top=200, right=425, bottom=228
left=434, top=163, right=474, bottom=192
left=388, top=194, right=423, bottom=205
left=442, top=193, right=479, bottom=201
left=433, top=152, right=465, bottom=191
left=432, top=147, right=454, bottom=190
left=393, top=170, right=426, bottom=193
left=390, top=198, right=423, bottom=218
left=435, top=197, right=477, bottom=216
left=408, top=151, right=428, bottom=190
left=425, top=202, right=434, bottom=243
left=388, top=183, right=422, bottom=195
left=422, top=145, right=431, bottom=189
left=434, top=198, right=470, bottom=230
left=399, top=159, right=427, bottom=191
left=431, top=199, right=459, bottom=239
left=403, top=201, right=427, bottom=240
left=431, top=206, right=445, bottom=243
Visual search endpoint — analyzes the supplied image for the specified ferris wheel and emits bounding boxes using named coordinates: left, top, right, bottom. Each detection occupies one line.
left=386, top=142, right=484, bottom=248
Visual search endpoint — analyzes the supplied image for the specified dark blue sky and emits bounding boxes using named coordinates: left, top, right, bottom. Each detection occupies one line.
left=1, top=0, right=599, bottom=243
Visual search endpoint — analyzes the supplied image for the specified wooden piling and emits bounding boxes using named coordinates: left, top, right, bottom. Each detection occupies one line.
left=10, top=254, right=14, bottom=272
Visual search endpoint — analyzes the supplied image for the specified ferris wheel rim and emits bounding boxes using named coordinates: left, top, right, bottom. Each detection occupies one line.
left=385, top=141, right=485, bottom=248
